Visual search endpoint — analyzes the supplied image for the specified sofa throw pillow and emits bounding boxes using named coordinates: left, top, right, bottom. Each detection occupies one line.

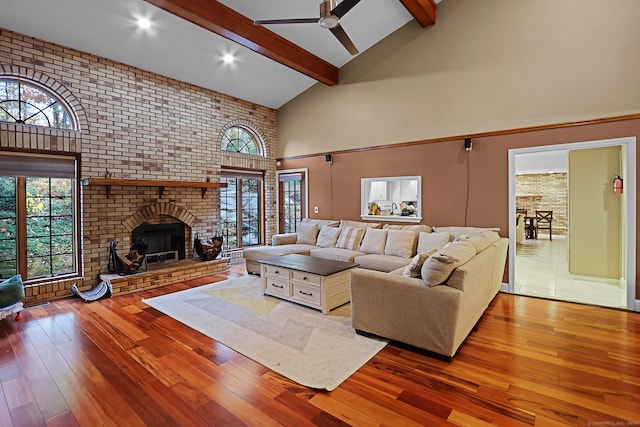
left=403, top=248, right=438, bottom=278
left=421, top=240, right=477, bottom=287
left=316, top=225, right=342, bottom=248
left=335, top=226, right=366, bottom=250
left=384, top=230, right=417, bottom=258
left=359, top=228, right=387, bottom=254
left=416, top=231, right=450, bottom=254
left=296, top=222, right=318, bottom=245
left=0, top=275, right=25, bottom=308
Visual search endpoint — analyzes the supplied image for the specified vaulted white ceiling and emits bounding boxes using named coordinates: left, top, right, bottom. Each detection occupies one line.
left=0, top=0, right=439, bottom=109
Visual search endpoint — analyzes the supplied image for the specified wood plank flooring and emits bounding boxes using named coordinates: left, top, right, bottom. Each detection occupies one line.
left=1, top=264, right=639, bottom=426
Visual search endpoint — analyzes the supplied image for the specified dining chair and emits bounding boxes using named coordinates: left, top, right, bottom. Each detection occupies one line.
left=535, top=210, right=553, bottom=240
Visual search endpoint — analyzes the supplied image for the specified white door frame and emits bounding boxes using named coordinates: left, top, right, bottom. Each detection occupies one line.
left=507, top=137, right=637, bottom=311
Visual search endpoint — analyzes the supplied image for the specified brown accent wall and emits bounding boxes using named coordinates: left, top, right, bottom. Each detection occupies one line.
left=278, top=118, right=640, bottom=298
left=0, top=29, right=277, bottom=304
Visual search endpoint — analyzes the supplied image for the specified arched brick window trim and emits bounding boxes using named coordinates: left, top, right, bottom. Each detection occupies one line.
left=218, top=119, right=267, bottom=157
left=0, top=64, right=88, bottom=132
left=122, top=203, right=198, bottom=233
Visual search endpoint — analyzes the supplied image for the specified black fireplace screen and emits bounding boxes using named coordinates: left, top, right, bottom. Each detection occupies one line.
left=131, top=222, right=186, bottom=261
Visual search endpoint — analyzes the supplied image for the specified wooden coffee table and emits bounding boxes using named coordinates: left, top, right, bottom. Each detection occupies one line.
left=258, top=254, right=358, bottom=314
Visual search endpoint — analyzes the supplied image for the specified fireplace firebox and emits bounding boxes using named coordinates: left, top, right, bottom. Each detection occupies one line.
left=131, top=222, right=186, bottom=263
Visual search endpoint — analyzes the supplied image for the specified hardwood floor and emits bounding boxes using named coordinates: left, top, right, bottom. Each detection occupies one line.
left=1, top=265, right=639, bottom=426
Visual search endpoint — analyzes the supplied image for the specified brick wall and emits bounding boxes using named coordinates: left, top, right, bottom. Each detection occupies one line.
left=0, top=29, right=278, bottom=304
left=515, top=173, right=567, bottom=236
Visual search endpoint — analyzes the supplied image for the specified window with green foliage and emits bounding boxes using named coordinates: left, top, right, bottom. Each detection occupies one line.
left=0, top=154, right=78, bottom=280
left=220, top=173, right=262, bottom=249
left=221, top=126, right=262, bottom=155
left=0, top=79, right=76, bottom=129
left=0, top=177, right=17, bottom=277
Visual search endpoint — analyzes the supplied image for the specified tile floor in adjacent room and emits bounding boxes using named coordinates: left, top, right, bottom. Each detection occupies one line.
left=515, top=234, right=627, bottom=309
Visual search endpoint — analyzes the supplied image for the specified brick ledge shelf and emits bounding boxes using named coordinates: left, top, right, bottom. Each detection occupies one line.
left=100, top=258, right=229, bottom=295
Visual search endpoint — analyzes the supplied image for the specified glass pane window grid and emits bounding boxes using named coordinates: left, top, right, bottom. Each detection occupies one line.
left=220, top=175, right=261, bottom=249
left=241, top=178, right=260, bottom=246
left=220, top=176, right=239, bottom=249
left=221, top=126, right=260, bottom=155
left=0, top=176, right=17, bottom=278
left=0, top=79, right=74, bottom=129
left=24, top=177, right=75, bottom=279
left=282, top=179, right=302, bottom=233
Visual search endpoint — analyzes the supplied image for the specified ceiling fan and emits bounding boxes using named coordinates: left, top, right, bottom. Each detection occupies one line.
left=254, top=0, right=361, bottom=55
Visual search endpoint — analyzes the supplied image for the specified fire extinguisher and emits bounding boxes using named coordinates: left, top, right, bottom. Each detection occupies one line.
left=613, top=175, right=623, bottom=194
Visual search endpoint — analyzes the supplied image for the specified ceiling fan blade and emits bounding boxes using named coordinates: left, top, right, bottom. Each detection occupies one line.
left=254, top=18, right=318, bottom=25
left=329, top=24, right=359, bottom=55
left=331, top=0, right=361, bottom=18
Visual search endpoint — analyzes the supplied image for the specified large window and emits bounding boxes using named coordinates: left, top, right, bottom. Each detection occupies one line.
left=220, top=172, right=262, bottom=249
left=0, top=153, right=78, bottom=280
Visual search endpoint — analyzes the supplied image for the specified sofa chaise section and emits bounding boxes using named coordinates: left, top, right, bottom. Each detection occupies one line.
left=350, top=235, right=508, bottom=358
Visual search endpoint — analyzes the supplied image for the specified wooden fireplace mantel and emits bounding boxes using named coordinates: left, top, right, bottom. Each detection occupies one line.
left=82, top=177, right=227, bottom=198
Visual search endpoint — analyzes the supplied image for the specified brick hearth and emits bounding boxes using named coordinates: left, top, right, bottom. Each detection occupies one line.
left=100, top=258, right=229, bottom=296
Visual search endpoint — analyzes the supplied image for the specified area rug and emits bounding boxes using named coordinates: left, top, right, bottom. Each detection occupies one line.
left=142, top=275, right=387, bottom=391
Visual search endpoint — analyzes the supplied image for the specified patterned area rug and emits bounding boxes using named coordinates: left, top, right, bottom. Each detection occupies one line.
left=142, top=275, right=387, bottom=391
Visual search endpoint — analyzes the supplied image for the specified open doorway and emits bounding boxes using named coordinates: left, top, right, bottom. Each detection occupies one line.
left=508, top=137, right=636, bottom=311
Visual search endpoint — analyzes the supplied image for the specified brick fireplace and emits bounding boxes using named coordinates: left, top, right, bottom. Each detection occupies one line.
left=96, top=197, right=228, bottom=295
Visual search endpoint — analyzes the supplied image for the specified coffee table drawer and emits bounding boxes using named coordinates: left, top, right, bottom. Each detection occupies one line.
left=265, top=276, right=291, bottom=297
left=291, top=270, right=321, bottom=285
left=292, top=283, right=321, bottom=306
left=264, top=265, right=290, bottom=279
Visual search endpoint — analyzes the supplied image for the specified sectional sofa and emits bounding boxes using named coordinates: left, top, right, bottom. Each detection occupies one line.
left=242, top=218, right=508, bottom=358
left=243, top=218, right=446, bottom=274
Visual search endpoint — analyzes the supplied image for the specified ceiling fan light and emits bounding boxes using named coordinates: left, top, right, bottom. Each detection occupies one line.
left=318, top=15, right=339, bottom=29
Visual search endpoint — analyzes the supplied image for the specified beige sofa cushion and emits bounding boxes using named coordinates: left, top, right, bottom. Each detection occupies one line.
left=340, top=219, right=382, bottom=229
left=316, top=225, right=341, bottom=248
left=359, top=228, right=387, bottom=254
left=416, top=231, right=450, bottom=253
left=309, top=247, right=365, bottom=263
left=383, top=224, right=433, bottom=234
left=466, top=230, right=501, bottom=252
left=335, top=226, right=365, bottom=250
left=384, top=230, right=417, bottom=258
left=296, top=222, right=318, bottom=244
left=433, top=226, right=499, bottom=239
left=403, top=248, right=438, bottom=278
left=353, top=254, right=412, bottom=272
left=421, top=240, right=477, bottom=287
left=301, top=218, right=340, bottom=228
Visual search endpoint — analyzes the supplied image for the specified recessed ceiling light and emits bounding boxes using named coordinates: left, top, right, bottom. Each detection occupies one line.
left=223, top=54, right=235, bottom=64
left=137, top=18, right=151, bottom=29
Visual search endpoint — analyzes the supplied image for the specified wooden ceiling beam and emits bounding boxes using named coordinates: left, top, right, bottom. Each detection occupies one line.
left=144, top=0, right=339, bottom=85
left=398, top=0, right=437, bottom=27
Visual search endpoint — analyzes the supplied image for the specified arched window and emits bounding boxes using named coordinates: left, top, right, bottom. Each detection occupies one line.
left=0, top=78, right=76, bottom=129
left=221, top=125, right=262, bottom=155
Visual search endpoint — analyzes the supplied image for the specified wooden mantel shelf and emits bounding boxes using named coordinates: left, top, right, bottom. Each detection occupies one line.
left=82, top=178, right=227, bottom=198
